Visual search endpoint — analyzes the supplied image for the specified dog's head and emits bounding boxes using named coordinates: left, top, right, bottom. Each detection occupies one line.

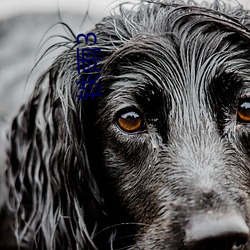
left=4, top=1, right=250, bottom=250
left=88, top=1, right=250, bottom=249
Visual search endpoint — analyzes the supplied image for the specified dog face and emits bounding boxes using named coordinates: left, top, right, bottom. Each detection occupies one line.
left=88, top=3, right=250, bottom=249
left=3, top=1, right=250, bottom=250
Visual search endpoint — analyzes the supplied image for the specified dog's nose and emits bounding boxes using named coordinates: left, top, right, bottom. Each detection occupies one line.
left=185, top=213, right=249, bottom=250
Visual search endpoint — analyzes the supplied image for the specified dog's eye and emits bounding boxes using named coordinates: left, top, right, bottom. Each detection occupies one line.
left=116, top=110, right=144, bottom=133
left=237, top=98, right=250, bottom=123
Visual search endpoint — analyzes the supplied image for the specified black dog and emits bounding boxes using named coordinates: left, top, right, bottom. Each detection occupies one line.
left=2, top=0, right=250, bottom=249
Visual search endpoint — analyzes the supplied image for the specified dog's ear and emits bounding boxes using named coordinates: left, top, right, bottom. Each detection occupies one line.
left=2, top=29, right=115, bottom=249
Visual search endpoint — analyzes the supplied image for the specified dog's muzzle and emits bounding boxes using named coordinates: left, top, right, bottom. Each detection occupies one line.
left=185, top=213, right=249, bottom=250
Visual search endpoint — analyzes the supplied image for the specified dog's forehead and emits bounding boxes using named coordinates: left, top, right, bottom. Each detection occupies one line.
left=101, top=10, right=250, bottom=102
left=104, top=35, right=249, bottom=99
left=97, top=2, right=250, bottom=127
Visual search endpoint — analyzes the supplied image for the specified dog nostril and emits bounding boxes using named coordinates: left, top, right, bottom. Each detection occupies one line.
left=235, top=236, right=249, bottom=248
left=185, top=213, right=249, bottom=250
left=187, top=234, right=248, bottom=250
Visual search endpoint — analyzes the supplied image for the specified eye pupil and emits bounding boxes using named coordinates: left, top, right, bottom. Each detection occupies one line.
left=116, top=110, right=144, bottom=133
left=237, top=99, right=250, bottom=123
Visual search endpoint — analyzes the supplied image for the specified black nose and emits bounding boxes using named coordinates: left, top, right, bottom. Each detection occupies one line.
left=185, top=213, right=249, bottom=250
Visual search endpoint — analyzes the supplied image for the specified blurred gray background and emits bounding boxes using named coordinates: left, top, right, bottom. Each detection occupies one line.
left=0, top=0, right=250, bottom=175
left=0, top=0, right=118, bottom=174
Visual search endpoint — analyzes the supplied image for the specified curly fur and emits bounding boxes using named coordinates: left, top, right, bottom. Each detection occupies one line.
left=2, top=0, right=250, bottom=249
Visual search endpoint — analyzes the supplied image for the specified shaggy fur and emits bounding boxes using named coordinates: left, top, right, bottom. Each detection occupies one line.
left=2, top=0, right=250, bottom=249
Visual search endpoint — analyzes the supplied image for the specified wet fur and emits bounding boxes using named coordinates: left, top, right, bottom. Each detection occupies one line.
left=2, top=0, right=250, bottom=249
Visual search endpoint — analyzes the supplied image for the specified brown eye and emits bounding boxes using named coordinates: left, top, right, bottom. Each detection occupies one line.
left=116, top=110, right=144, bottom=133
left=237, top=99, right=250, bottom=123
